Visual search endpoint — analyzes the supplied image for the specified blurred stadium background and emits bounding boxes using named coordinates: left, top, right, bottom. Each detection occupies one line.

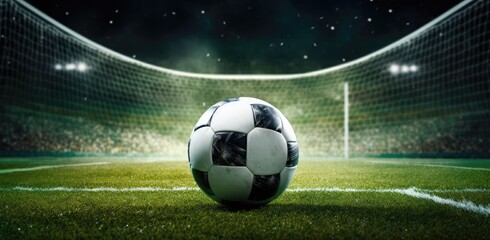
left=0, top=0, right=489, bottom=159
left=1, top=0, right=489, bottom=238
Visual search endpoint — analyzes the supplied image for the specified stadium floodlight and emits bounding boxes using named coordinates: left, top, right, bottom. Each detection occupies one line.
left=56, top=62, right=88, bottom=72
left=65, top=63, right=76, bottom=70
left=77, top=62, right=87, bottom=72
left=389, top=64, right=400, bottom=74
left=401, top=65, right=410, bottom=73
left=410, top=65, right=418, bottom=72
left=391, top=64, right=418, bottom=74
left=0, top=0, right=487, bottom=158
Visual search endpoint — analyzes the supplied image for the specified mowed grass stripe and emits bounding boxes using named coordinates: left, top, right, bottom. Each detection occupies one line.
left=1, top=186, right=488, bottom=215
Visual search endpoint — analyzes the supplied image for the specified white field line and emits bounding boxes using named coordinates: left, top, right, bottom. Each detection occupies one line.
left=396, top=188, right=490, bottom=215
left=368, top=161, right=490, bottom=171
left=2, top=186, right=487, bottom=193
left=0, top=162, right=110, bottom=174
left=291, top=187, right=490, bottom=215
left=423, top=188, right=490, bottom=193
left=0, top=186, right=488, bottom=215
left=287, top=187, right=490, bottom=193
left=0, top=186, right=200, bottom=192
left=422, top=164, right=490, bottom=171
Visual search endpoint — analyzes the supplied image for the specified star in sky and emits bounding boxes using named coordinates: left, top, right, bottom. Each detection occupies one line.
left=27, top=0, right=461, bottom=74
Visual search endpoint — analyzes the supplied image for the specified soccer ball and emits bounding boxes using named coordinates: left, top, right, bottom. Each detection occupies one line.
left=188, top=97, right=299, bottom=206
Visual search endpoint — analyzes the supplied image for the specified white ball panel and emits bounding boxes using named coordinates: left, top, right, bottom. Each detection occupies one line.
left=208, top=166, right=253, bottom=201
left=189, top=127, right=214, bottom=171
left=247, top=128, right=287, bottom=175
left=194, top=106, right=217, bottom=129
left=274, top=166, right=297, bottom=198
left=278, top=112, right=297, bottom=142
left=238, top=97, right=273, bottom=107
left=210, top=101, right=255, bottom=133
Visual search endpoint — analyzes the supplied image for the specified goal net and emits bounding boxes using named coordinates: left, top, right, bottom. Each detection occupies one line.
left=0, top=0, right=489, bottom=158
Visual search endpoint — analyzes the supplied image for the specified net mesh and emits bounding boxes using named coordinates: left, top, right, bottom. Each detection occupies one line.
left=0, top=0, right=489, bottom=157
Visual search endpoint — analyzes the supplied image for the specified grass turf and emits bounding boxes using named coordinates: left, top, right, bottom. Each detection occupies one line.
left=0, top=157, right=489, bottom=239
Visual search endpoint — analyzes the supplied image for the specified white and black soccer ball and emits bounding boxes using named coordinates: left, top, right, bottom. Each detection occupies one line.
left=188, top=97, right=299, bottom=206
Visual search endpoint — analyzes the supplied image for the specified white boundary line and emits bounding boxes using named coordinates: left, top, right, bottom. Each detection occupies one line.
left=396, top=188, right=490, bottom=215
left=0, top=186, right=199, bottom=192
left=1, top=186, right=488, bottom=193
left=290, top=187, right=490, bottom=215
left=422, top=164, right=490, bottom=171
left=287, top=187, right=490, bottom=193
left=0, top=162, right=110, bottom=174
left=368, top=161, right=490, bottom=171
left=0, top=186, right=488, bottom=215
left=423, top=188, right=490, bottom=193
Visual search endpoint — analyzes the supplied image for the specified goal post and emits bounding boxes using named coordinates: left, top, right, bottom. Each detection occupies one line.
left=0, top=0, right=489, bottom=158
left=344, top=82, right=349, bottom=159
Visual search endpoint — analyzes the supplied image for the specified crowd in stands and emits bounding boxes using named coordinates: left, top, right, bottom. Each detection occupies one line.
left=350, top=117, right=489, bottom=156
left=1, top=109, right=488, bottom=157
left=0, top=111, right=187, bottom=156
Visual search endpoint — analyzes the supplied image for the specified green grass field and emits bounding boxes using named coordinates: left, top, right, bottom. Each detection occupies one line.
left=0, top=157, right=489, bottom=239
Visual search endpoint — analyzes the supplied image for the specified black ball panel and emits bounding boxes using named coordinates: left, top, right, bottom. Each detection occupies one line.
left=286, top=142, right=299, bottom=167
left=251, top=104, right=282, bottom=132
left=219, top=199, right=243, bottom=207
left=191, top=168, right=214, bottom=196
left=248, top=174, right=280, bottom=201
left=212, top=132, right=247, bottom=166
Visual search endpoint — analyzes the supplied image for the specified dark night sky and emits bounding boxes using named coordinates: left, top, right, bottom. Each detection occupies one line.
left=26, top=0, right=461, bottom=74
